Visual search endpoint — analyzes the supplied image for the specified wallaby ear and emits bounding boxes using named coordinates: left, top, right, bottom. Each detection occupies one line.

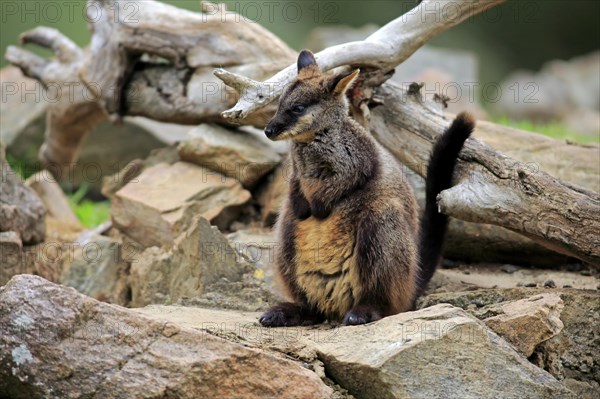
left=297, top=50, right=317, bottom=72
left=330, top=69, right=360, bottom=96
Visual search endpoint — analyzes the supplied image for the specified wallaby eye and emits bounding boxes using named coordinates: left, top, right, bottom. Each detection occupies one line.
left=291, top=104, right=306, bottom=114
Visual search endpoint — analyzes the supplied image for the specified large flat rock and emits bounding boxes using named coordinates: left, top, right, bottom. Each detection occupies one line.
left=420, top=288, right=600, bottom=399
left=136, top=304, right=576, bottom=399
left=111, top=161, right=250, bottom=248
left=0, top=275, right=335, bottom=399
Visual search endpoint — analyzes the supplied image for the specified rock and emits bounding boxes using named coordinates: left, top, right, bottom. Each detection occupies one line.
left=0, top=275, right=335, bottom=399
left=484, top=293, right=564, bottom=356
left=129, top=217, right=249, bottom=307
left=62, top=120, right=168, bottom=197
left=419, top=288, right=600, bottom=398
left=111, top=161, right=251, bottom=248
left=0, top=241, right=62, bottom=288
left=70, top=118, right=190, bottom=197
left=125, top=116, right=190, bottom=145
left=0, top=232, right=22, bottom=285
left=562, top=109, right=600, bottom=138
left=305, top=26, right=485, bottom=117
left=176, top=275, right=277, bottom=312
left=316, top=304, right=573, bottom=399
left=178, top=124, right=281, bottom=188
left=427, top=265, right=599, bottom=294
left=101, top=159, right=145, bottom=198
left=496, top=51, right=600, bottom=132
left=226, top=228, right=282, bottom=299
left=0, top=67, right=190, bottom=197
left=255, top=161, right=290, bottom=226
left=563, top=379, right=600, bottom=399
left=136, top=304, right=575, bottom=399
left=101, top=146, right=180, bottom=198
left=25, top=171, right=80, bottom=226
left=0, top=160, right=45, bottom=244
left=60, top=235, right=130, bottom=306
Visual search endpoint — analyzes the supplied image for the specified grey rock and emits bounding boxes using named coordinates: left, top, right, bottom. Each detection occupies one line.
left=496, top=51, right=600, bottom=134
left=227, top=228, right=283, bottom=299
left=0, top=231, right=22, bottom=285
left=315, top=304, right=574, bottom=399
left=419, top=288, right=600, bottom=398
left=544, top=279, right=557, bottom=288
left=0, top=160, right=45, bottom=244
left=178, top=124, right=281, bottom=188
left=129, top=216, right=249, bottom=307
left=60, top=235, right=129, bottom=305
left=137, top=304, right=576, bottom=399
left=0, top=275, right=335, bottom=399
left=501, top=264, right=519, bottom=273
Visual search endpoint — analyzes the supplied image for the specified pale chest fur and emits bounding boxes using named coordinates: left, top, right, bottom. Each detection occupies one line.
left=293, top=211, right=363, bottom=318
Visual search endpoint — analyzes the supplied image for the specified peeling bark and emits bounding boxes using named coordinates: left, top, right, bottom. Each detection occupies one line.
left=5, top=0, right=295, bottom=173
left=370, top=82, right=600, bottom=266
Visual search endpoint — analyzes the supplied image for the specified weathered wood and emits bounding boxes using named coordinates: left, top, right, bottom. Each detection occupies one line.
left=370, top=82, right=600, bottom=266
left=216, top=0, right=506, bottom=121
left=5, top=0, right=295, bottom=173
left=25, top=171, right=80, bottom=225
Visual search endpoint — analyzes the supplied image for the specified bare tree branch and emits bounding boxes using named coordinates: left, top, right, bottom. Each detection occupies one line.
left=370, top=82, right=600, bottom=266
left=215, top=0, right=506, bottom=122
left=4, top=0, right=295, bottom=172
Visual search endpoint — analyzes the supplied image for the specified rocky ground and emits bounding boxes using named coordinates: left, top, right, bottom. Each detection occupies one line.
left=1, top=49, right=599, bottom=398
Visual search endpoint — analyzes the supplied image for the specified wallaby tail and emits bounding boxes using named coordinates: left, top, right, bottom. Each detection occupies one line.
left=417, top=112, right=475, bottom=295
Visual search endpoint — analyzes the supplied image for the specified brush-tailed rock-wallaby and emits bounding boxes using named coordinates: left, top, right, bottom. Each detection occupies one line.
left=260, top=50, right=474, bottom=326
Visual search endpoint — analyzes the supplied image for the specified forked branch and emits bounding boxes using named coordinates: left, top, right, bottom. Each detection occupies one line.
left=215, top=0, right=506, bottom=121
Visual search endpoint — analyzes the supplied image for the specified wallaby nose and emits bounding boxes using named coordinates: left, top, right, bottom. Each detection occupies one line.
left=264, top=121, right=279, bottom=140
left=264, top=125, right=274, bottom=138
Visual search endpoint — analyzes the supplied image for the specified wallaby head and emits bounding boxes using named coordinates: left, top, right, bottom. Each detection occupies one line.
left=265, top=49, right=360, bottom=142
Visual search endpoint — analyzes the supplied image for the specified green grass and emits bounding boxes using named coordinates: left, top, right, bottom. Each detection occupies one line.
left=67, top=184, right=111, bottom=228
left=5, top=153, right=40, bottom=180
left=491, top=116, right=599, bottom=145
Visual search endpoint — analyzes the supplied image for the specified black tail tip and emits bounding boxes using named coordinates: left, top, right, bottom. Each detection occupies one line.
left=451, top=112, right=476, bottom=137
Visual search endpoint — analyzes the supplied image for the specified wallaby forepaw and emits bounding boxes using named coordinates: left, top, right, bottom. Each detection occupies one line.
left=259, top=303, right=306, bottom=327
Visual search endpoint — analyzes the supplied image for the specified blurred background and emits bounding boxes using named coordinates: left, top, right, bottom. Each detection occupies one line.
left=1, top=0, right=599, bottom=225
left=2, top=0, right=599, bottom=137
left=1, top=1, right=598, bottom=81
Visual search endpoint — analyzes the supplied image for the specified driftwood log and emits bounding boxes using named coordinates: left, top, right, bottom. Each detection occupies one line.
left=5, top=0, right=599, bottom=265
left=369, top=83, right=599, bottom=265
left=5, top=0, right=295, bottom=171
